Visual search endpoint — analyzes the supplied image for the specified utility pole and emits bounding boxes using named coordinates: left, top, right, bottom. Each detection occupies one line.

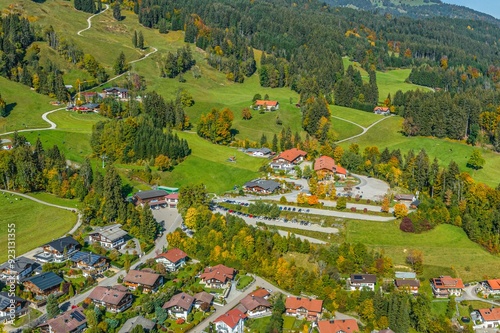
left=101, top=154, right=107, bottom=169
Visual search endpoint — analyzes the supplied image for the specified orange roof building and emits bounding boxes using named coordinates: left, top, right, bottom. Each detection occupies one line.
left=214, top=308, right=247, bottom=332
left=486, top=279, right=500, bottom=292
left=200, top=264, right=236, bottom=288
left=156, top=248, right=188, bottom=271
left=285, top=296, right=323, bottom=321
left=475, top=308, right=500, bottom=328
left=318, top=319, right=359, bottom=333
left=431, top=276, right=464, bottom=297
left=254, top=100, right=280, bottom=111
left=273, top=148, right=307, bottom=164
left=314, top=156, right=336, bottom=172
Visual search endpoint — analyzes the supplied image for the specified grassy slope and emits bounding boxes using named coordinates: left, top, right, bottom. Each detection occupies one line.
left=346, top=221, right=500, bottom=282
left=0, top=193, right=76, bottom=262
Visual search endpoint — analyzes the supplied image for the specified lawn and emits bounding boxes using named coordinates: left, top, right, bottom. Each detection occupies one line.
left=338, top=115, right=500, bottom=187
left=236, top=275, right=254, bottom=290
left=25, top=192, right=82, bottom=209
left=247, top=316, right=272, bottom=333
left=331, top=117, right=364, bottom=141
left=0, top=192, right=76, bottom=262
left=345, top=221, right=500, bottom=282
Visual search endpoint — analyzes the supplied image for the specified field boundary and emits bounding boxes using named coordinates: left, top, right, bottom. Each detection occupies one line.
left=335, top=115, right=394, bottom=143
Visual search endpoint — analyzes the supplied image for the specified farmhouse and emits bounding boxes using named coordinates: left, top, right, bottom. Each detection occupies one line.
left=35, top=236, right=80, bottom=263
left=79, top=91, right=99, bottom=103
left=373, top=106, right=391, bottom=115
left=238, top=292, right=272, bottom=317
left=243, top=179, right=281, bottom=194
left=88, top=224, right=127, bottom=249
left=395, top=279, right=420, bottom=294
left=431, top=276, right=464, bottom=297
left=318, top=319, right=359, bottom=333
left=165, top=193, right=179, bottom=208
left=69, top=251, right=108, bottom=277
left=0, top=292, right=29, bottom=321
left=23, top=272, right=64, bottom=297
left=73, top=103, right=100, bottom=113
left=394, top=194, right=415, bottom=202
left=103, top=87, right=128, bottom=99
left=472, top=308, right=500, bottom=329
left=245, top=147, right=272, bottom=157
left=349, top=274, right=376, bottom=291
left=285, top=296, right=323, bottom=321
left=485, top=279, right=500, bottom=294
left=193, top=291, right=214, bottom=309
left=271, top=148, right=307, bottom=171
left=155, top=248, right=188, bottom=271
left=118, top=316, right=155, bottom=333
left=133, top=190, right=168, bottom=207
left=123, top=269, right=163, bottom=293
left=214, top=308, right=247, bottom=333
left=88, top=285, right=133, bottom=312
left=253, top=100, right=279, bottom=111
left=39, top=307, right=87, bottom=333
left=0, top=256, right=39, bottom=281
left=314, top=156, right=348, bottom=179
left=200, top=264, right=237, bottom=288
left=162, top=292, right=195, bottom=319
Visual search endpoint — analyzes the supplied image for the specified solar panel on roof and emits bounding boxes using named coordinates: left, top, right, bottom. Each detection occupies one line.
left=354, top=275, right=363, bottom=279
left=72, top=311, right=85, bottom=322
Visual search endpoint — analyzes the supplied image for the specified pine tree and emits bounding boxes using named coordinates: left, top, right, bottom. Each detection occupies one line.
left=46, top=294, right=61, bottom=319
left=137, top=31, right=144, bottom=49
left=272, top=134, right=278, bottom=152
left=132, top=30, right=138, bottom=48
left=113, top=51, right=128, bottom=75
left=97, top=0, right=102, bottom=12
left=0, top=94, right=7, bottom=117
left=113, top=3, right=121, bottom=21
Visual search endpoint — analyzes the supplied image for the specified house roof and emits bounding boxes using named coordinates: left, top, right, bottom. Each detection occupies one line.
left=274, top=148, right=307, bottom=163
left=69, top=251, right=105, bottom=266
left=395, top=279, right=420, bottom=288
left=0, top=256, right=37, bottom=273
left=350, top=274, right=377, bottom=284
left=395, top=272, right=417, bottom=279
left=200, top=264, right=236, bottom=283
left=81, top=103, right=99, bottom=109
left=246, top=148, right=272, bottom=154
left=0, top=292, right=26, bottom=311
left=134, top=190, right=168, bottom=200
left=314, top=156, right=336, bottom=172
left=45, top=307, right=86, bottom=333
left=88, top=286, right=130, bottom=306
left=91, top=225, right=127, bottom=242
left=285, top=296, right=323, bottom=313
left=335, top=166, right=347, bottom=175
left=166, top=193, right=179, bottom=200
left=394, top=194, right=414, bottom=201
left=25, top=272, right=64, bottom=291
left=118, top=316, right=155, bottom=333
left=243, top=179, right=281, bottom=192
left=214, top=308, right=247, bottom=329
left=239, top=294, right=271, bottom=312
left=104, top=87, right=128, bottom=93
left=162, top=292, right=195, bottom=311
left=318, top=319, right=359, bottom=333
left=255, top=100, right=278, bottom=107
left=44, top=236, right=80, bottom=253
left=193, top=291, right=214, bottom=304
left=249, top=288, right=270, bottom=298
left=487, top=279, right=500, bottom=290
left=478, top=308, right=500, bottom=322
left=432, top=276, right=464, bottom=289
left=123, top=270, right=161, bottom=287
left=374, top=106, right=390, bottom=112
left=156, top=248, right=188, bottom=264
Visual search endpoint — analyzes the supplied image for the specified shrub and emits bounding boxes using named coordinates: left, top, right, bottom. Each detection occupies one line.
left=176, top=318, right=185, bottom=325
left=366, top=199, right=371, bottom=204
left=350, top=207, right=357, bottom=212
left=400, top=217, right=415, bottom=233
left=363, top=208, right=368, bottom=213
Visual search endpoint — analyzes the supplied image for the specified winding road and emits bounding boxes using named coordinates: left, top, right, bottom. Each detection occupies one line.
left=76, top=5, right=110, bottom=36
left=334, top=114, right=394, bottom=143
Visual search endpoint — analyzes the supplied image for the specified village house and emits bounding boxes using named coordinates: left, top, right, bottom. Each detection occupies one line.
left=472, top=308, right=500, bottom=329
left=133, top=190, right=168, bottom=207
left=314, top=156, right=348, bottom=179
left=373, top=106, right=391, bottom=115
left=0, top=292, right=29, bottom=321
left=193, top=291, right=214, bottom=310
left=155, top=248, right=188, bottom=272
left=123, top=269, right=163, bottom=293
left=88, top=285, right=133, bottom=313
left=88, top=224, right=127, bottom=249
left=318, top=319, right=360, bottom=333
left=0, top=256, right=39, bottom=281
left=394, top=194, right=416, bottom=202
left=35, top=236, right=81, bottom=263
left=38, top=307, right=87, bottom=333
left=243, top=179, right=282, bottom=194
left=68, top=251, right=108, bottom=277
left=200, top=264, right=237, bottom=289
left=237, top=291, right=272, bottom=318
left=162, top=292, right=195, bottom=319
left=79, top=91, right=99, bottom=103
left=73, top=103, right=100, bottom=113
left=103, top=87, right=128, bottom=99
left=270, top=148, right=307, bottom=171
left=394, top=279, right=420, bottom=294
left=431, top=276, right=464, bottom=297
left=245, top=148, right=272, bottom=157
left=285, top=296, right=323, bottom=321
left=214, top=308, right=247, bottom=333
left=349, top=274, right=377, bottom=291
left=253, top=100, right=279, bottom=111
left=166, top=193, right=179, bottom=208
left=484, top=279, right=500, bottom=294
left=23, top=271, right=64, bottom=297
left=118, top=316, right=155, bottom=333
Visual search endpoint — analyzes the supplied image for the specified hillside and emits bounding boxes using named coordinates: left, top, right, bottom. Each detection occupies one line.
left=325, top=0, right=500, bottom=24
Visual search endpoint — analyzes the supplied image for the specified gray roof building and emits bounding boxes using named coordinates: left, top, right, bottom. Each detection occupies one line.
left=24, top=272, right=64, bottom=293
left=118, top=316, right=155, bottom=333
left=243, top=179, right=281, bottom=193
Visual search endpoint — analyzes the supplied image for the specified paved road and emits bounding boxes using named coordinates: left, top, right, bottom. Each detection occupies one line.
left=77, top=5, right=110, bottom=36
left=461, top=285, right=500, bottom=306
left=335, top=115, right=394, bottom=144
left=0, top=108, right=64, bottom=136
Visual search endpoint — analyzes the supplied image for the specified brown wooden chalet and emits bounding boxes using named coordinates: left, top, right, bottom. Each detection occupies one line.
left=88, top=285, right=133, bottom=312
left=23, top=272, right=64, bottom=297
left=200, top=264, right=237, bottom=288
left=38, top=307, right=87, bottom=333
left=123, top=269, right=163, bottom=293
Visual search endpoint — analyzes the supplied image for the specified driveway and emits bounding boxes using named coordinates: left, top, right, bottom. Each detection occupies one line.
left=461, top=285, right=500, bottom=306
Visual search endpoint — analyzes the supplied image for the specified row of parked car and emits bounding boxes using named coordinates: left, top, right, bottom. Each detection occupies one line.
left=279, top=206, right=310, bottom=213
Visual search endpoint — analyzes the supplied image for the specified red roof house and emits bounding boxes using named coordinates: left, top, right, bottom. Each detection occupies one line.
left=285, top=296, right=323, bottom=321
left=314, top=156, right=336, bottom=173
left=273, top=148, right=307, bottom=164
left=431, top=276, right=464, bottom=297
left=254, top=100, right=280, bottom=111
left=486, top=279, right=500, bottom=293
left=200, top=264, right=236, bottom=288
left=155, top=248, right=188, bottom=271
left=214, top=308, right=247, bottom=333
left=318, top=319, right=359, bottom=333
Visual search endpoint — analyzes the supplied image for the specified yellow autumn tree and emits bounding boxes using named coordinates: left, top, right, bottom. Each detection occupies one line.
left=381, top=196, right=390, bottom=213
left=393, top=203, right=409, bottom=218
left=184, top=207, right=199, bottom=230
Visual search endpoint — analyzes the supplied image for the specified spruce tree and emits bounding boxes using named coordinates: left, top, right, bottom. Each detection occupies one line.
left=97, top=0, right=102, bottom=12
left=113, top=3, right=121, bottom=21
left=137, top=31, right=144, bottom=49
left=0, top=94, right=7, bottom=117
left=132, top=30, right=138, bottom=48
left=113, top=51, right=127, bottom=75
left=272, top=134, right=278, bottom=152
left=46, top=294, right=61, bottom=319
